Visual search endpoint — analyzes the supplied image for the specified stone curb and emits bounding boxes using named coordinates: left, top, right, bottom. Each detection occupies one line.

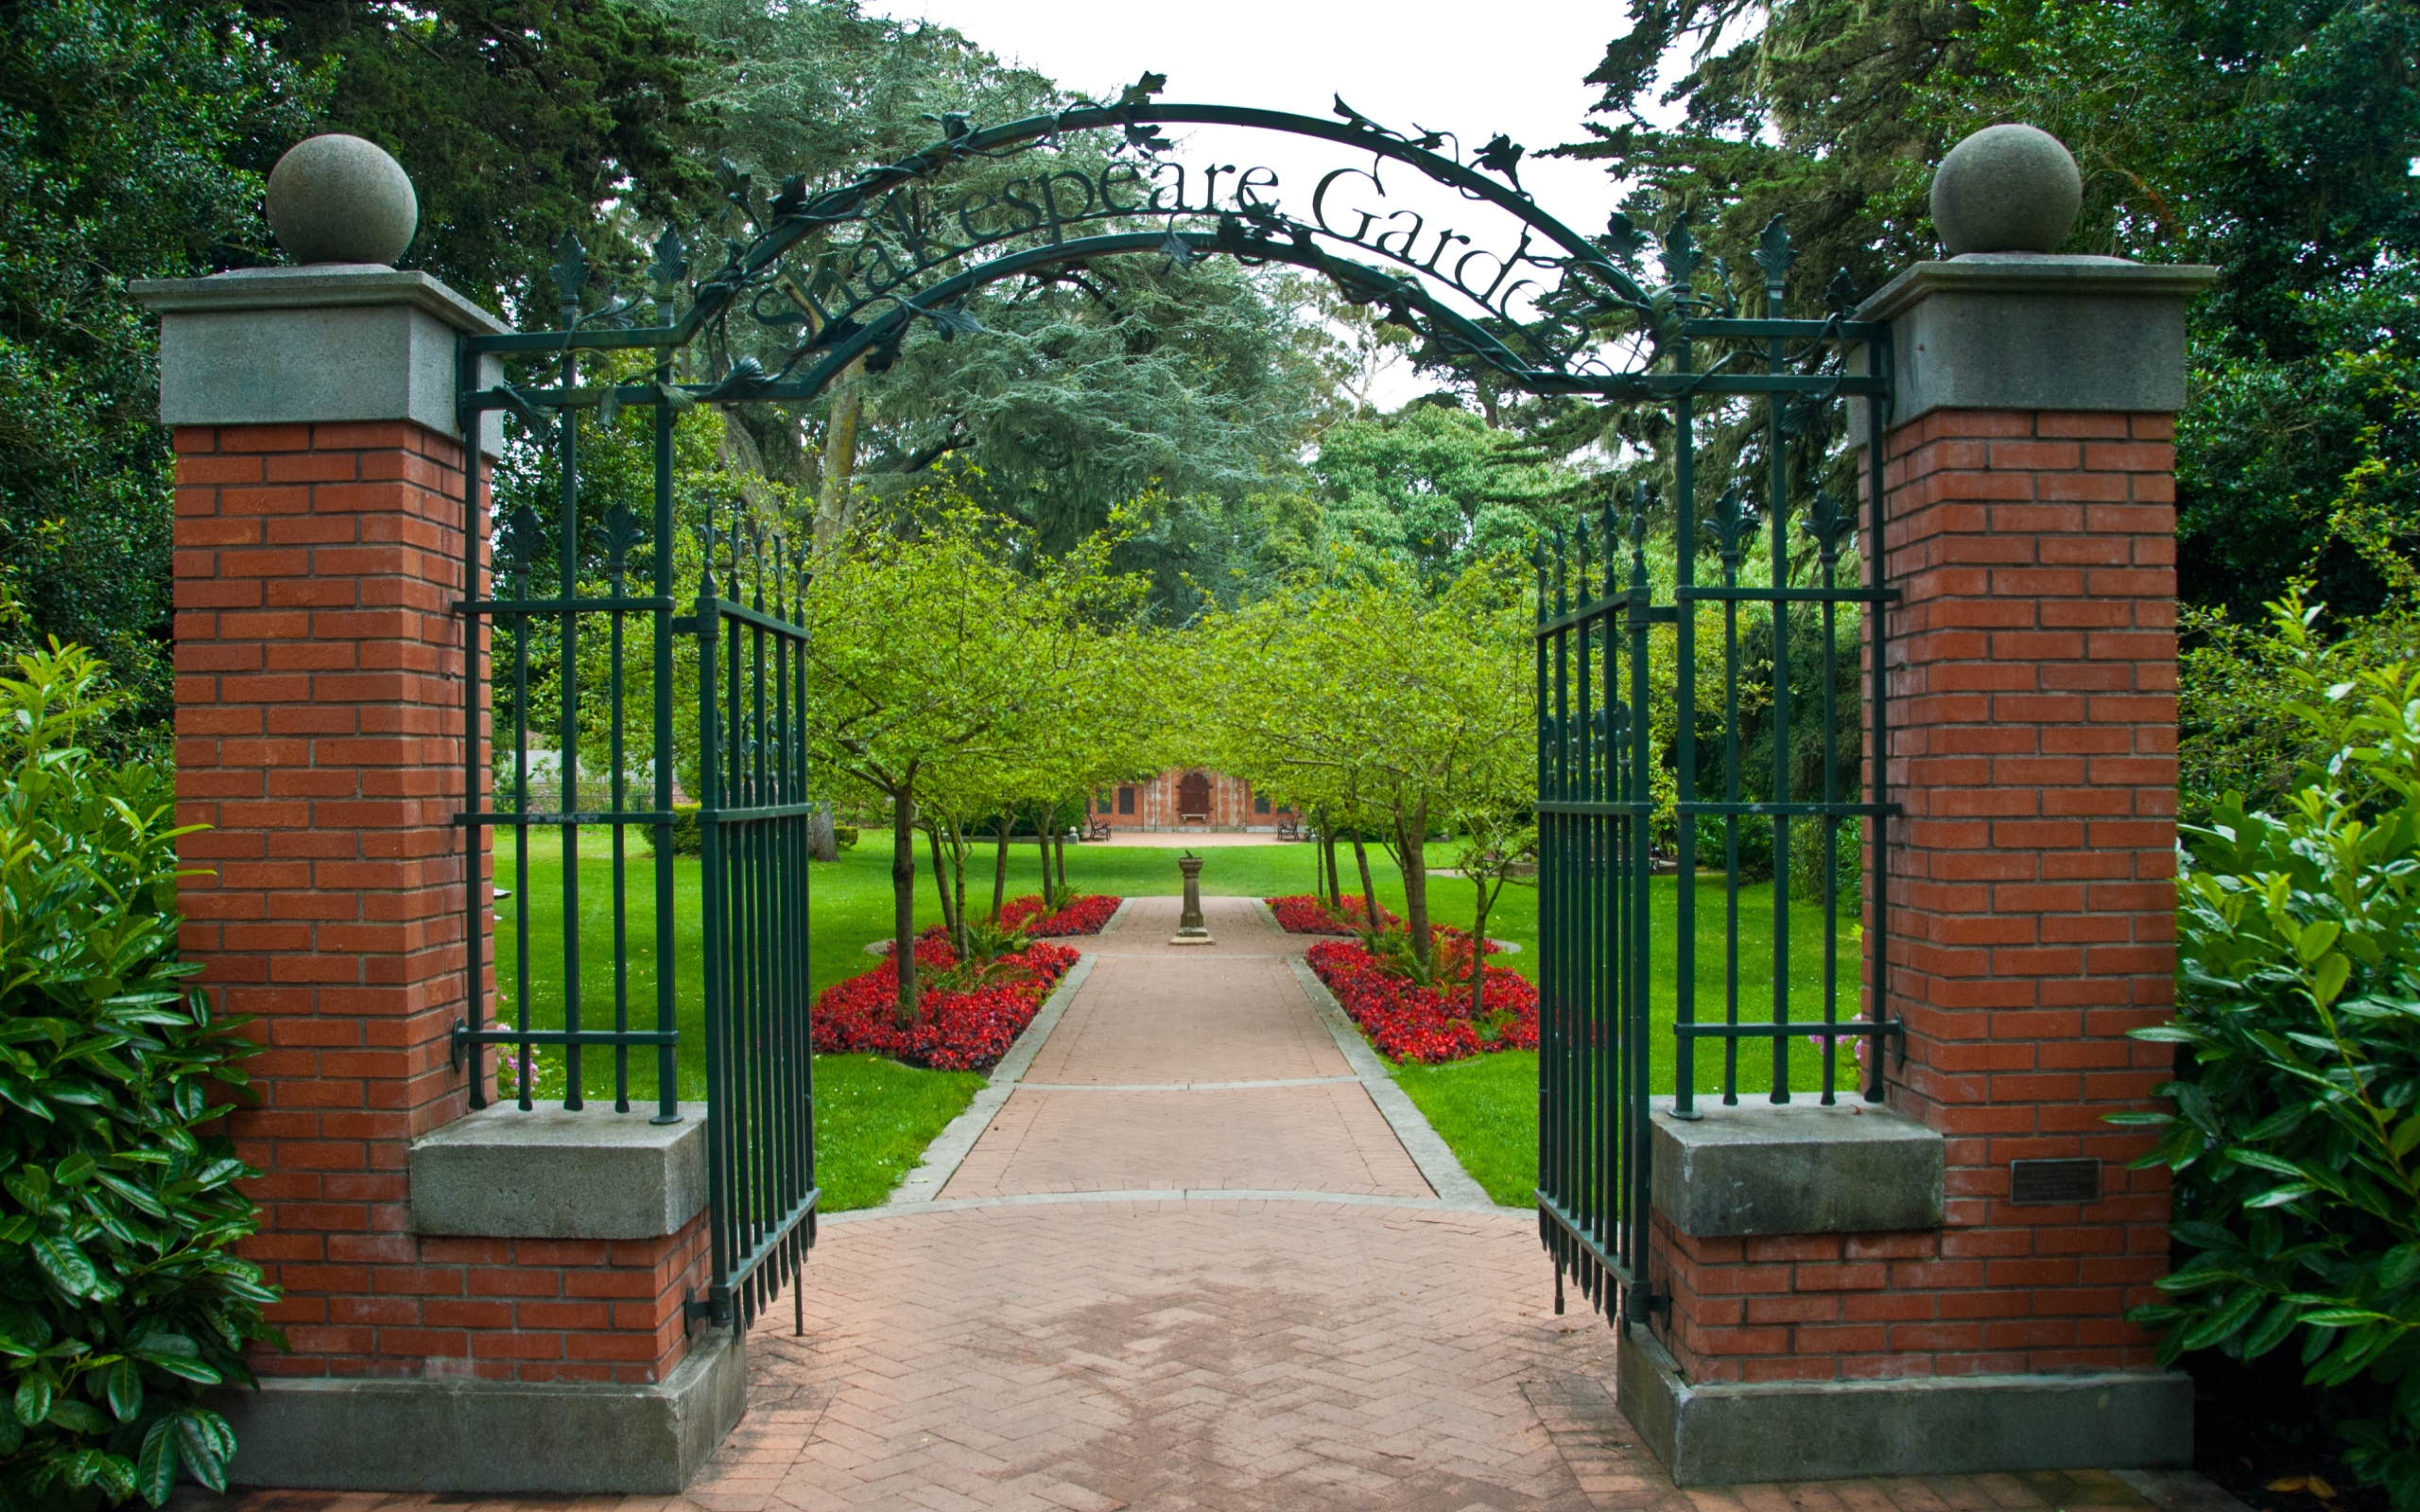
left=877, top=953, right=1096, bottom=1208
left=1270, top=905, right=1503, bottom=1213
left=827, top=1189, right=1531, bottom=1223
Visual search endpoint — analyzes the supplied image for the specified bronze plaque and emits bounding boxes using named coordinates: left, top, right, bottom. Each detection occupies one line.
left=2009, top=1158, right=2102, bottom=1206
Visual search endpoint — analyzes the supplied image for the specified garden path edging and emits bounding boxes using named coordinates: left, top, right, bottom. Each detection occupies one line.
left=1263, top=901, right=1504, bottom=1213
left=875, top=953, right=1096, bottom=1208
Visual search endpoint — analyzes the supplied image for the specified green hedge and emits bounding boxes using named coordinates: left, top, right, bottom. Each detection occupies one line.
left=2131, top=612, right=2420, bottom=1510
left=0, top=643, right=275, bottom=1506
left=640, top=803, right=702, bottom=857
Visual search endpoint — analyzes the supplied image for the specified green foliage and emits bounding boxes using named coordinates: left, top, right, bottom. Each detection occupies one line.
left=1561, top=0, right=2420, bottom=621
left=831, top=825, right=858, bottom=850
left=251, top=0, right=716, bottom=314
left=639, top=803, right=703, bottom=858
left=0, top=1, right=315, bottom=756
left=2128, top=631, right=2420, bottom=1508
left=0, top=643, right=277, bottom=1508
left=2181, top=592, right=2420, bottom=826
left=1308, top=405, right=1564, bottom=586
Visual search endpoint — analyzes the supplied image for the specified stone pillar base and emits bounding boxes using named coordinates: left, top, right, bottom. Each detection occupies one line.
left=219, top=1326, right=746, bottom=1494
left=1617, top=1325, right=2191, bottom=1485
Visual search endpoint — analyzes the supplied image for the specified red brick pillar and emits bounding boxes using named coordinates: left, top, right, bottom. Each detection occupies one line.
left=1877, top=405, right=2184, bottom=1361
left=138, top=262, right=735, bottom=1495
left=1618, top=252, right=2217, bottom=1484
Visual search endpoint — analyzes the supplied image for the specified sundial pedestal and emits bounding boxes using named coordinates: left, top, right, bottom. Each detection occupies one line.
left=1169, top=852, right=1215, bottom=946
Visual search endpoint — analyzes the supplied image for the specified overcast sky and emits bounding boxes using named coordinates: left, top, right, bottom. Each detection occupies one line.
left=890, top=0, right=1629, bottom=231
left=884, top=2, right=1636, bottom=407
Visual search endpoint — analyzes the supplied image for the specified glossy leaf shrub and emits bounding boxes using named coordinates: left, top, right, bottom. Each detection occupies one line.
left=813, top=935, right=1080, bottom=1072
left=1305, top=933, right=1537, bottom=1064
left=0, top=644, right=276, bottom=1508
left=1265, top=895, right=1403, bottom=936
left=996, top=892, right=1120, bottom=936
left=2126, top=650, right=2420, bottom=1510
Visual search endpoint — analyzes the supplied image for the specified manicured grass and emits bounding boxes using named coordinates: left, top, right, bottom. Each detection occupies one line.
left=495, top=829, right=1860, bottom=1212
left=811, top=1053, right=986, bottom=1211
left=1392, top=1051, right=1539, bottom=1207
left=493, top=828, right=1056, bottom=1210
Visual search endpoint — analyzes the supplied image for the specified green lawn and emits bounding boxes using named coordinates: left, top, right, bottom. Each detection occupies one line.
left=493, top=830, right=1859, bottom=1211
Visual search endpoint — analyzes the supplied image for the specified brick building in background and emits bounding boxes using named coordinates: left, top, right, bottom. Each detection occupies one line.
left=1092, top=766, right=1300, bottom=832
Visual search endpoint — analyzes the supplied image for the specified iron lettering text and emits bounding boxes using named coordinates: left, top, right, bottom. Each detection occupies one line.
left=773, top=154, right=1288, bottom=335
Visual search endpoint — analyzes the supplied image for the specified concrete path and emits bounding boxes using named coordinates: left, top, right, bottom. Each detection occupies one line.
left=196, top=899, right=2228, bottom=1512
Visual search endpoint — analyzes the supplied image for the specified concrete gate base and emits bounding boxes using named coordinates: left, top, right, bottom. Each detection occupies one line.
left=216, top=1326, right=747, bottom=1494
left=1619, top=1325, right=2193, bottom=1486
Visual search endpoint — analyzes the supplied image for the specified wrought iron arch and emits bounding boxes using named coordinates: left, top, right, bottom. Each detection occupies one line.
left=459, top=79, right=1869, bottom=417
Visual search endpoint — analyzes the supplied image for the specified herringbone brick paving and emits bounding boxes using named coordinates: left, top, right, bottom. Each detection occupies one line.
left=191, top=892, right=2197, bottom=1510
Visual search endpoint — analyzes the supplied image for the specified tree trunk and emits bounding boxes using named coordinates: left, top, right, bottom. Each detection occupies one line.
left=947, top=817, right=969, bottom=957
left=1052, top=824, right=1068, bottom=900
left=1037, top=809, right=1054, bottom=909
left=1322, top=826, right=1342, bottom=911
left=925, top=820, right=959, bottom=953
left=1471, top=876, right=1497, bottom=1021
left=1396, top=801, right=1433, bottom=976
left=1351, top=833, right=1380, bottom=932
left=992, top=813, right=1012, bottom=919
left=891, top=794, right=919, bottom=1025
left=812, top=364, right=866, bottom=558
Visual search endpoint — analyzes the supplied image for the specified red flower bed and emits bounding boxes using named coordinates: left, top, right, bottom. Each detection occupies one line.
left=1265, top=894, right=1404, bottom=935
left=814, top=935, right=1080, bottom=1072
left=1305, top=931, right=1539, bottom=1064
left=997, top=892, right=1122, bottom=936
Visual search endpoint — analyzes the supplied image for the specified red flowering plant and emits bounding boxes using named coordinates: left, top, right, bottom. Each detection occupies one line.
left=997, top=891, right=1121, bottom=936
left=1265, top=894, right=1403, bottom=935
left=814, top=934, right=1080, bottom=1072
left=1304, top=925, right=1538, bottom=1064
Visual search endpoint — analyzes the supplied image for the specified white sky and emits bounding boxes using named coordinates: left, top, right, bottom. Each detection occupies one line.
left=886, top=1, right=1639, bottom=409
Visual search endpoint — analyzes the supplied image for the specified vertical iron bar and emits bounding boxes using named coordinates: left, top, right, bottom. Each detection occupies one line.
left=557, top=342, right=583, bottom=1110
left=1866, top=333, right=1893, bottom=1102
left=512, top=557, right=533, bottom=1109
left=458, top=346, right=488, bottom=1110
left=1766, top=323, right=1792, bottom=1104
left=698, top=524, right=732, bottom=1319
left=651, top=391, right=679, bottom=1122
left=1820, top=507, right=1841, bottom=1106
left=1722, top=507, right=1742, bottom=1105
left=610, top=533, right=631, bottom=1114
left=1673, top=362, right=1699, bottom=1117
left=1624, top=507, right=1652, bottom=1306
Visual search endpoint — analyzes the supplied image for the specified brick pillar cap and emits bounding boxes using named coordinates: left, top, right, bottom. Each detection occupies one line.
left=1854, top=255, right=2219, bottom=427
left=1855, top=254, right=2216, bottom=326
left=130, top=265, right=508, bottom=336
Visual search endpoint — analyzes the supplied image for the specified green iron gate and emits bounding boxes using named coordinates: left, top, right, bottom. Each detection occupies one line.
left=453, top=233, right=818, bottom=1335
left=1533, top=226, right=1899, bottom=1326
left=424, top=79, right=1905, bottom=1345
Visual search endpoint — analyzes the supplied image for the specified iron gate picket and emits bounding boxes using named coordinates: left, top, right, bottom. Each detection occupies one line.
left=453, top=233, right=818, bottom=1336
left=1533, top=234, right=1899, bottom=1326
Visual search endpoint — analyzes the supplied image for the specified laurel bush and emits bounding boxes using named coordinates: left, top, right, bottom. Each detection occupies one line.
left=0, top=643, right=277, bottom=1508
left=2125, top=622, right=2420, bottom=1511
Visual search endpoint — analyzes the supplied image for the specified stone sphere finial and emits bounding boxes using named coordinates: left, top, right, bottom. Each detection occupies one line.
left=265, top=134, right=419, bottom=266
left=1929, top=124, right=2083, bottom=256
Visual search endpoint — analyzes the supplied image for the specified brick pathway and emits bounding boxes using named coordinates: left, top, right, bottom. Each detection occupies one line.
left=195, top=897, right=2222, bottom=1512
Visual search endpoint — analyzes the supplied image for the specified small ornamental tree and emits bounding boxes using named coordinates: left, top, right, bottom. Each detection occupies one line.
left=1200, top=558, right=1531, bottom=977
left=0, top=641, right=278, bottom=1508
left=806, top=504, right=1143, bottom=1022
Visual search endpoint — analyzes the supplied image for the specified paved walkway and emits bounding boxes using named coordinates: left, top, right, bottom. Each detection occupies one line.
left=199, top=898, right=2221, bottom=1512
